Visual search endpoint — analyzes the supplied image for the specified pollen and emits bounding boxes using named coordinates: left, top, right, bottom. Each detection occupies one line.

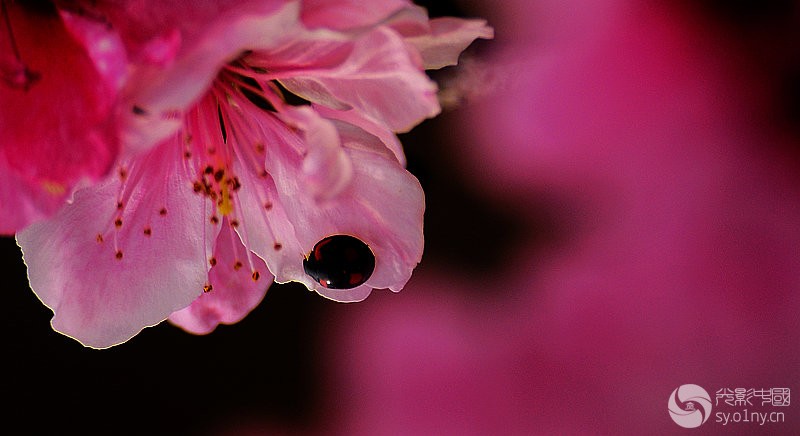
left=41, top=181, right=66, bottom=196
left=218, top=182, right=233, bottom=215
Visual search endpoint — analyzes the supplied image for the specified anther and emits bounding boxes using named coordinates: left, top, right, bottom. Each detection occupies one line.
left=114, top=218, right=123, bottom=228
left=203, top=283, right=213, bottom=293
left=143, top=227, right=152, bottom=236
left=252, top=271, right=260, bottom=281
left=234, top=261, right=243, bottom=271
left=115, top=250, right=123, bottom=260
left=209, top=257, right=217, bottom=266
left=273, top=242, right=283, bottom=251
left=159, top=208, right=167, bottom=216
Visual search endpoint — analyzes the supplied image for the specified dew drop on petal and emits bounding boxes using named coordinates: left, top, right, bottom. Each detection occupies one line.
left=303, top=235, right=375, bottom=290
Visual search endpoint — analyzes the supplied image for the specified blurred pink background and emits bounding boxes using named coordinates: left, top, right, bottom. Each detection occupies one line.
left=3, top=0, right=800, bottom=434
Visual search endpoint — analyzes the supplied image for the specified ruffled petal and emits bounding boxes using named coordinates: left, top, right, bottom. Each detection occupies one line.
left=169, top=217, right=272, bottom=335
left=260, top=25, right=440, bottom=132
left=314, top=104, right=406, bottom=165
left=16, top=139, right=212, bottom=348
left=0, top=2, right=120, bottom=233
left=400, top=17, right=494, bottom=70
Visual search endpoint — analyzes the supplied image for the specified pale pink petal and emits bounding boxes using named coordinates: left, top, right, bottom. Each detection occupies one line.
left=169, top=218, right=272, bottom=335
left=300, top=0, right=411, bottom=30
left=16, top=139, right=212, bottom=348
left=401, top=17, right=494, bottom=70
left=0, top=2, right=119, bottom=233
left=314, top=104, right=406, bottom=165
left=260, top=26, right=440, bottom=132
left=278, top=106, right=353, bottom=200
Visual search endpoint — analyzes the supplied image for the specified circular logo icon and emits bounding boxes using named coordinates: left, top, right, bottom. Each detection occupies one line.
left=668, top=384, right=713, bottom=428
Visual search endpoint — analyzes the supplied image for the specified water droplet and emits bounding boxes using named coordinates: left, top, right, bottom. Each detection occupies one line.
left=303, top=235, right=375, bottom=289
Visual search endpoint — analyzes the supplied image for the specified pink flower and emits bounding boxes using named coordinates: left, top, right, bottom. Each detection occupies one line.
left=16, top=1, right=491, bottom=348
left=0, top=1, right=126, bottom=234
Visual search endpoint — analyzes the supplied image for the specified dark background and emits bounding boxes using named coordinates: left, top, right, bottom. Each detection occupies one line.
left=3, top=1, right=799, bottom=434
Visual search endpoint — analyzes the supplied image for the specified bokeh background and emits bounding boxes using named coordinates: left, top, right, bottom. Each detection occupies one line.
left=4, top=0, right=800, bottom=434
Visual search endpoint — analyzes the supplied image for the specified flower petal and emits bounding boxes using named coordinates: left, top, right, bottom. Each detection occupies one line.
left=169, top=218, right=272, bottom=335
left=300, top=0, right=411, bottom=30
left=401, top=17, right=494, bottom=70
left=0, top=3, right=120, bottom=233
left=314, top=104, right=406, bottom=165
left=0, top=155, right=68, bottom=234
left=279, top=106, right=353, bottom=200
left=120, top=1, right=300, bottom=152
left=264, top=116, right=424, bottom=300
left=263, top=25, right=440, bottom=132
left=16, top=139, right=212, bottom=348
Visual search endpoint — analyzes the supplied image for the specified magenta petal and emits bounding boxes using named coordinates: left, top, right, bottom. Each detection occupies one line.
left=16, top=140, right=212, bottom=348
left=0, top=156, right=69, bottom=234
left=301, top=0, right=411, bottom=30
left=169, top=218, right=272, bottom=335
left=0, top=3, right=119, bottom=233
left=59, top=10, right=128, bottom=90
left=272, top=26, right=440, bottom=132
